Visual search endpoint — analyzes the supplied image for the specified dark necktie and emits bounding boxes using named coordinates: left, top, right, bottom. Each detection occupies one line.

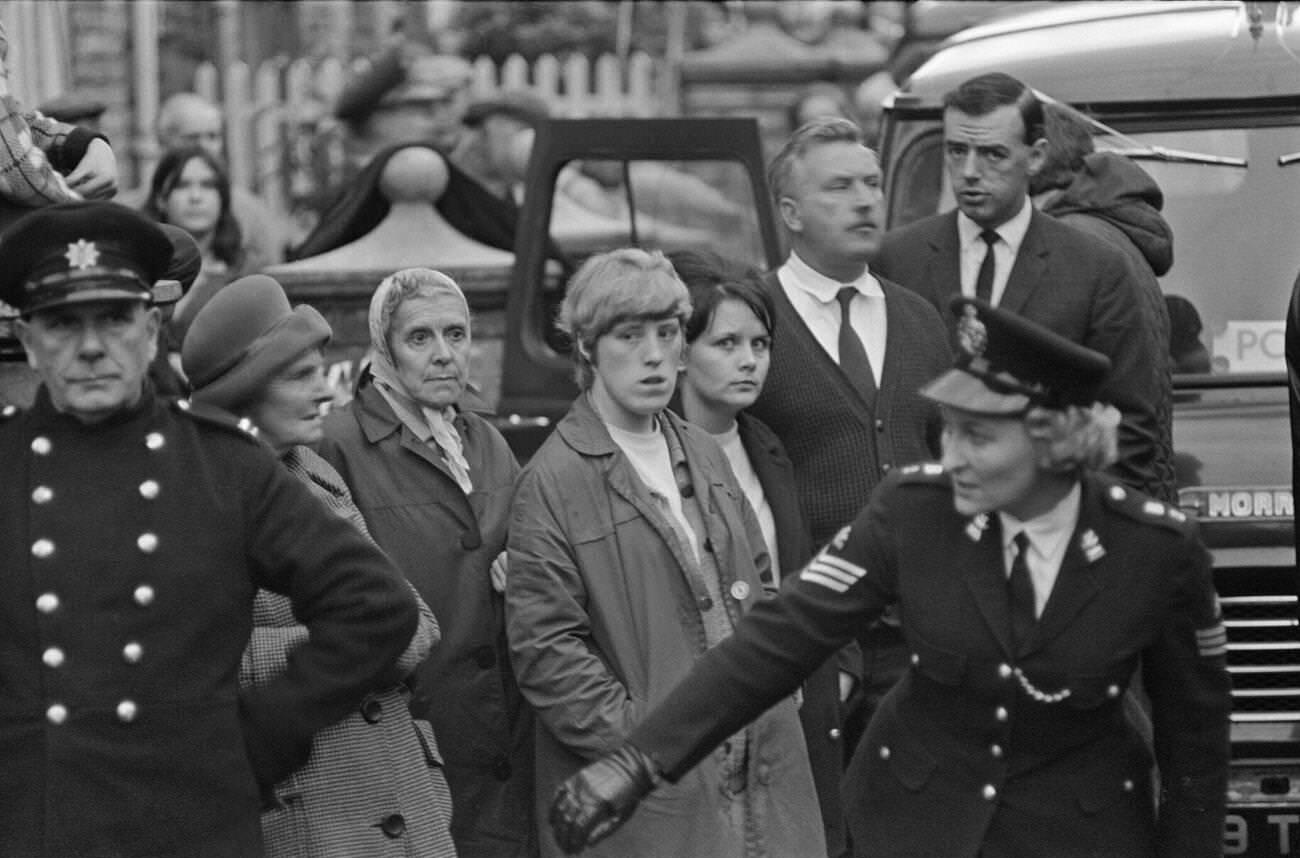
left=1008, top=531, right=1036, bottom=650
left=836, top=286, right=877, bottom=402
left=975, top=229, right=1000, bottom=304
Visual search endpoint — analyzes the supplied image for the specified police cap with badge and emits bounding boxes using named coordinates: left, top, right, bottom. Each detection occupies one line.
left=0, top=201, right=179, bottom=318
left=921, top=296, right=1113, bottom=415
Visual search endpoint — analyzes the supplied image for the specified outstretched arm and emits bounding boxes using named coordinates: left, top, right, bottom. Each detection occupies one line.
left=549, top=496, right=900, bottom=851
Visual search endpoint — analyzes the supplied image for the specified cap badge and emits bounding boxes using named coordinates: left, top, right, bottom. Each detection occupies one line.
left=65, top=239, right=100, bottom=270
left=956, top=304, right=987, bottom=358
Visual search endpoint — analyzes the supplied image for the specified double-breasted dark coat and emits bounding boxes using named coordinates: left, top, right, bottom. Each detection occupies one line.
left=319, top=381, right=536, bottom=858
left=0, top=389, right=419, bottom=858
left=629, top=466, right=1232, bottom=858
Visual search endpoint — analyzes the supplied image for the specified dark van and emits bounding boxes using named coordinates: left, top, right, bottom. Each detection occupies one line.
left=878, top=3, right=1300, bottom=854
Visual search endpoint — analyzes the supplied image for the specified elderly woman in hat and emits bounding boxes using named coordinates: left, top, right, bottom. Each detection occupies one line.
left=549, top=296, right=1232, bottom=858
left=505, top=247, right=824, bottom=858
left=181, top=274, right=455, bottom=858
left=317, top=267, right=534, bottom=858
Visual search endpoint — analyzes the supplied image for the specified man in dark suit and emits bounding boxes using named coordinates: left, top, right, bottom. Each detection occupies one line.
left=0, top=202, right=419, bottom=857
left=747, top=116, right=951, bottom=855
left=874, top=72, right=1167, bottom=500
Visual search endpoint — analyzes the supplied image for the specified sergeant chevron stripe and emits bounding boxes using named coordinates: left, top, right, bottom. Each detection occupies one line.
left=1195, top=623, right=1227, bottom=658
left=800, top=552, right=867, bottom=593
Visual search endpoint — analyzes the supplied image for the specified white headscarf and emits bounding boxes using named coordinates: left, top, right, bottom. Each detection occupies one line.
left=366, top=268, right=474, bottom=494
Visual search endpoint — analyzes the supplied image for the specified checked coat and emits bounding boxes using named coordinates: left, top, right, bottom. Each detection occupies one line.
left=630, top=467, right=1232, bottom=858
left=242, top=445, right=456, bottom=858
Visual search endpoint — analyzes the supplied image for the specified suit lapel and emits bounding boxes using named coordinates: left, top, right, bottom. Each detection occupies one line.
left=1021, top=482, right=1107, bottom=655
left=960, top=514, right=1016, bottom=658
left=997, top=211, right=1051, bottom=316
left=926, top=214, right=963, bottom=307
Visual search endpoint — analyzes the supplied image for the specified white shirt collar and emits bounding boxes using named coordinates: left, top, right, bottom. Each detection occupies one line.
left=998, top=481, right=1082, bottom=558
left=957, top=196, right=1033, bottom=256
left=785, top=251, right=883, bottom=304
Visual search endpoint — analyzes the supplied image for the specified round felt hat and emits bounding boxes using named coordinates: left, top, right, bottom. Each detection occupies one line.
left=182, top=274, right=331, bottom=410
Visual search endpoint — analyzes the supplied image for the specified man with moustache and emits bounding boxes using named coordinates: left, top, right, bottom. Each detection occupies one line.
left=874, top=72, right=1165, bottom=499
left=747, top=116, right=952, bottom=856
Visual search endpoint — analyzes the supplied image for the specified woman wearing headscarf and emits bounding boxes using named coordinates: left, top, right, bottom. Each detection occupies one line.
left=318, top=267, right=535, bottom=858
left=505, top=248, right=824, bottom=858
left=551, top=297, right=1232, bottom=858
left=180, top=273, right=456, bottom=858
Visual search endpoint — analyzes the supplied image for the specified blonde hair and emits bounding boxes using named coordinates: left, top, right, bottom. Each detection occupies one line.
left=1025, top=403, right=1120, bottom=473
left=557, top=247, right=691, bottom=389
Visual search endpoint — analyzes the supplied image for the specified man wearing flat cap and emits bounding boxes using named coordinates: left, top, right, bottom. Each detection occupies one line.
left=292, top=40, right=541, bottom=261
left=0, top=201, right=421, bottom=857
left=452, top=89, right=552, bottom=203
left=547, top=297, right=1231, bottom=858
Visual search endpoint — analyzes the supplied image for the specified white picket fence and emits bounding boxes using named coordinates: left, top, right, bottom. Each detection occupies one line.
left=183, top=51, right=666, bottom=222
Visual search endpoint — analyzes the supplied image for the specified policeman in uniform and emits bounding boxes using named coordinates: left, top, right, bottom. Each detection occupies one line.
left=0, top=201, right=420, bottom=857
left=550, top=296, right=1232, bottom=858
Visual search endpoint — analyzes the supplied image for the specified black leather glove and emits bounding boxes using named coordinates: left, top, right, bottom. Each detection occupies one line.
left=549, top=743, right=658, bottom=854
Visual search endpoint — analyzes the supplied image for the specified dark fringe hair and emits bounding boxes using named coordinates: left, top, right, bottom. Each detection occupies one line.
left=141, top=145, right=245, bottom=271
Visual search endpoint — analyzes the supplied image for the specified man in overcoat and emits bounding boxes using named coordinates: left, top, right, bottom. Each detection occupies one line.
left=0, top=201, right=419, bottom=857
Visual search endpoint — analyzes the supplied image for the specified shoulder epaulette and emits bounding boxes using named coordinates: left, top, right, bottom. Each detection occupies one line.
left=1100, top=481, right=1192, bottom=532
left=171, top=398, right=263, bottom=444
left=896, top=462, right=948, bottom=485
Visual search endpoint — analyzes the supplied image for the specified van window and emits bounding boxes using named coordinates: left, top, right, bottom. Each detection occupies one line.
left=1114, top=126, right=1300, bottom=375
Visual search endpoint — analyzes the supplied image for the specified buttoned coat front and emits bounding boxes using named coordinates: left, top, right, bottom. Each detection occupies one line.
left=631, top=468, right=1232, bottom=858
left=243, top=446, right=456, bottom=858
left=0, top=390, right=419, bottom=858
left=319, top=382, right=536, bottom=858
left=507, top=395, right=824, bottom=858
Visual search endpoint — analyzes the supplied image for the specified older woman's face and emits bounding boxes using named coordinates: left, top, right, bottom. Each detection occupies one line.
left=939, top=406, right=1054, bottom=520
left=389, top=292, right=471, bottom=409
left=589, top=316, right=682, bottom=433
left=246, top=348, right=333, bottom=454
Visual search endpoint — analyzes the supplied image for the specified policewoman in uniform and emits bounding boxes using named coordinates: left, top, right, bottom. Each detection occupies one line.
left=0, top=201, right=419, bottom=857
left=550, top=296, right=1232, bottom=858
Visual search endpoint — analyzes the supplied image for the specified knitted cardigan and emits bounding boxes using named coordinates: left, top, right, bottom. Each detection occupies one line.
left=749, top=270, right=952, bottom=546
